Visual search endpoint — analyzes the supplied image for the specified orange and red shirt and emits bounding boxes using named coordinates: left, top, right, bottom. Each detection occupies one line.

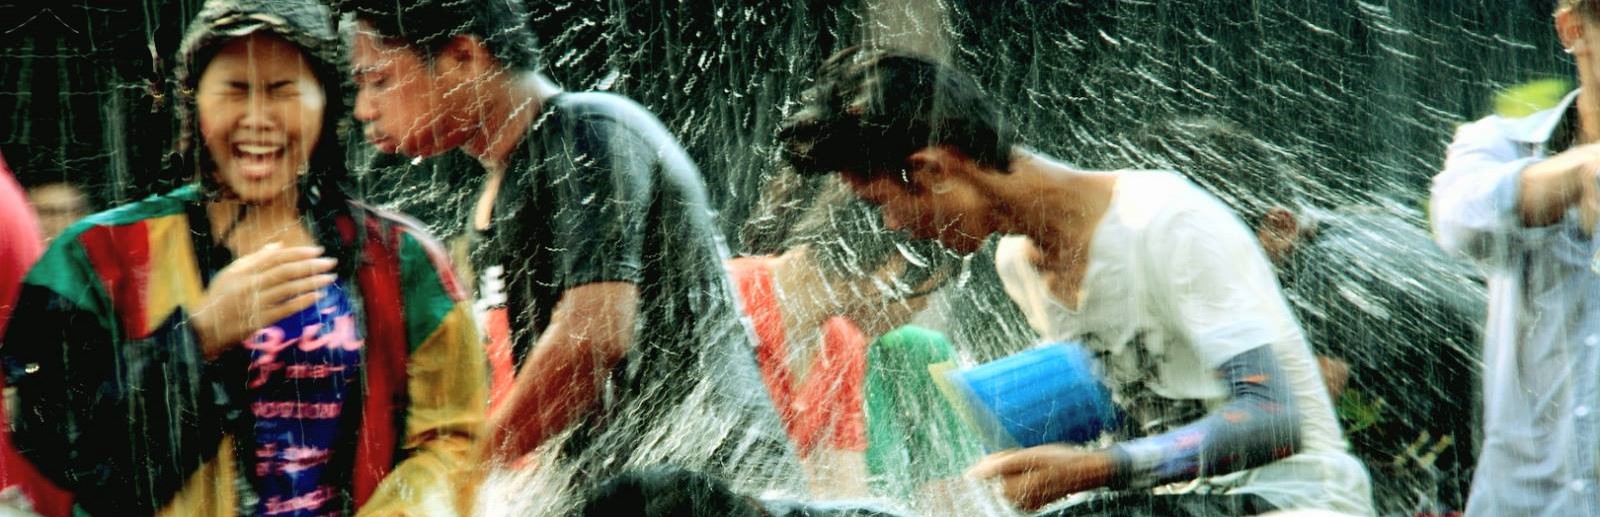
left=728, top=256, right=866, bottom=455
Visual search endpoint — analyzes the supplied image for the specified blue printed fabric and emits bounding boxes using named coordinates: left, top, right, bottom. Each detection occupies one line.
left=244, top=281, right=364, bottom=516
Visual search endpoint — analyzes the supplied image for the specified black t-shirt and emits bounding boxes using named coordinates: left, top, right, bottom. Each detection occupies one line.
left=470, top=92, right=798, bottom=491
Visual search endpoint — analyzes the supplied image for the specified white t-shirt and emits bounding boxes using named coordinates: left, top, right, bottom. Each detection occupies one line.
left=994, top=170, right=1373, bottom=515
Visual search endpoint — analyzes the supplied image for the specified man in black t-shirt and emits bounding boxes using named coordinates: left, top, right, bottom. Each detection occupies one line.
left=342, top=0, right=800, bottom=501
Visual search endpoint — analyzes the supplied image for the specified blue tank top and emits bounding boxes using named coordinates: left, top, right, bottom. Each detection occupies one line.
left=243, top=281, right=364, bottom=516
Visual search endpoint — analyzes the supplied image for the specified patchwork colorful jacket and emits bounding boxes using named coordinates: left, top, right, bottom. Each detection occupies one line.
left=1, top=186, right=486, bottom=516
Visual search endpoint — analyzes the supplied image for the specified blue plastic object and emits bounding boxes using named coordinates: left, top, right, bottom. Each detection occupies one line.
left=943, top=342, right=1119, bottom=450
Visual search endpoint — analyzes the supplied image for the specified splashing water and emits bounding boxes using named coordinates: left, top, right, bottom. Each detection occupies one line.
left=0, top=0, right=1552, bottom=515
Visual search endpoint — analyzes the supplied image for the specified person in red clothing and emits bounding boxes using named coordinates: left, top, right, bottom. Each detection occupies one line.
left=732, top=177, right=957, bottom=498
left=0, top=152, right=72, bottom=517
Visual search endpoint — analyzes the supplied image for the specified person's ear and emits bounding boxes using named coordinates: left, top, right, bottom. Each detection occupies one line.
left=438, top=35, right=493, bottom=79
left=908, top=146, right=969, bottom=193
left=907, top=148, right=948, bottom=180
left=1559, top=8, right=1587, bottom=55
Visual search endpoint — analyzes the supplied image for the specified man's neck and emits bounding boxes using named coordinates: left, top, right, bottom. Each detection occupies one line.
left=464, top=72, right=563, bottom=170
left=990, top=149, right=1117, bottom=263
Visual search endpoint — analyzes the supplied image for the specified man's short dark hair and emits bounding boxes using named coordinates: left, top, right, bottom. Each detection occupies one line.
left=340, top=0, right=540, bottom=71
left=1121, top=116, right=1311, bottom=223
left=777, top=46, right=1017, bottom=178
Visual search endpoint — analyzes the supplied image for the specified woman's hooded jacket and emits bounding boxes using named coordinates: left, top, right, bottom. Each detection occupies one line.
left=0, top=1, right=486, bottom=515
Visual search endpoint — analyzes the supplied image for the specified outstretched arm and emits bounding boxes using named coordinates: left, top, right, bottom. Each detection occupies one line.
left=969, top=346, right=1299, bottom=511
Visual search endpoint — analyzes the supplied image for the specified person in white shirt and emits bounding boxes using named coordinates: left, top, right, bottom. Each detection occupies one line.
left=1429, top=1, right=1600, bottom=515
left=776, top=46, right=1373, bottom=516
left=1130, top=117, right=1485, bottom=514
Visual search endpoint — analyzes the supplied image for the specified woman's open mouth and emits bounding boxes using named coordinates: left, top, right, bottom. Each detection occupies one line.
left=233, top=143, right=286, bottom=179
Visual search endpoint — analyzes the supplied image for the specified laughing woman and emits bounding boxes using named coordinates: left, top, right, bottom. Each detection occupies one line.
left=0, top=1, right=486, bottom=515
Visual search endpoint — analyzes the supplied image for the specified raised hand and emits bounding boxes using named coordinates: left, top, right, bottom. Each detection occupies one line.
left=189, top=242, right=338, bottom=358
left=1515, top=143, right=1600, bottom=230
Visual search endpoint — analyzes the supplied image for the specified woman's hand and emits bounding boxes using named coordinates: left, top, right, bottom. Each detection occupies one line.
left=967, top=445, right=1116, bottom=512
left=190, top=243, right=337, bottom=358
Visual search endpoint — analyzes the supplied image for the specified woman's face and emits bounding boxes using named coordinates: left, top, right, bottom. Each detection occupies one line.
left=197, top=33, right=326, bottom=205
left=839, top=253, right=956, bottom=333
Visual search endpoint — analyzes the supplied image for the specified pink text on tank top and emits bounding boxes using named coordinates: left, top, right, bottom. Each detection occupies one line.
left=245, top=307, right=365, bottom=388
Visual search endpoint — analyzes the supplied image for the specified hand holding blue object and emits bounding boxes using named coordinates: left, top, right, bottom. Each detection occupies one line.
left=941, top=342, right=1119, bottom=451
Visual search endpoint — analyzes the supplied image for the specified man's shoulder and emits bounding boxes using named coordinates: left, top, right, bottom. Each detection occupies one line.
left=1108, top=171, right=1270, bottom=283
left=1116, top=168, right=1214, bottom=203
left=534, top=91, right=685, bottom=163
left=1114, top=169, right=1247, bottom=236
left=536, top=91, right=709, bottom=198
left=546, top=91, right=665, bottom=133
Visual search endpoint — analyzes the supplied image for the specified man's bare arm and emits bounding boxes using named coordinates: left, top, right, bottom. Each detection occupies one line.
left=479, top=282, right=639, bottom=464
left=1517, top=144, right=1600, bottom=229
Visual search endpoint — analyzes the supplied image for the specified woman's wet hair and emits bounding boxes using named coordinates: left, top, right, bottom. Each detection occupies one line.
left=745, top=172, right=960, bottom=301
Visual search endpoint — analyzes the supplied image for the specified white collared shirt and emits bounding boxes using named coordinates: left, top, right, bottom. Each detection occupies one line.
left=1431, top=89, right=1600, bottom=516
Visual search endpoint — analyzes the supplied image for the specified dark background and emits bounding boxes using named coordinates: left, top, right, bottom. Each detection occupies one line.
left=0, top=0, right=1569, bottom=237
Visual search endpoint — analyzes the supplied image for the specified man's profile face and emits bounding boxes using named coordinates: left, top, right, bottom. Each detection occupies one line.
left=841, top=166, right=990, bottom=255
left=350, top=24, right=464, bottom=158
